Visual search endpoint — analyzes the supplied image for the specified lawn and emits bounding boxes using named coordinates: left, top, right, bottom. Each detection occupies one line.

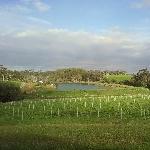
left=0, top=87, right=150, bottom=150
left=104, top=74, right=133, bottom=83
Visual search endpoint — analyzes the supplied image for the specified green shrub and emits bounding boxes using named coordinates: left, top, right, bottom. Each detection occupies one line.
left=104, top=74, right=132, bottom=84
left=0, top=81, right=22, bottom=102
left=36, top=84, right=55, bottom=93
left=20, top=82, right=36, bottom=94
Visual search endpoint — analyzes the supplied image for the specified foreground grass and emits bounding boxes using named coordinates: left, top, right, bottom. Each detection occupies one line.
left=0, top=87, right=150, bottom=150
left=0, top=119, right=150, bottom=150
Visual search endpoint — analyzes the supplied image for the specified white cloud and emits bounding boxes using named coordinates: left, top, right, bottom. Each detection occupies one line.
left=33, top=0, right=50, bottom=12
left=0, top=2, right=52, bottom=33
left=21, top=0, right=50, bottom=12
left=132, top=0, right=150, bottom=9
left=27, top=16, right=51, bottom=25
left=0, top=28, right=150, bottom=72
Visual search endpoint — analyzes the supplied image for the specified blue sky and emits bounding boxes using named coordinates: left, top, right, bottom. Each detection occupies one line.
left=0, top=0, right=150, bottom=72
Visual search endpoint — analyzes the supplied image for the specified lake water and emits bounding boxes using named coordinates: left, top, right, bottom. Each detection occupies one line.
left=56, top=83, right=103, bottom=91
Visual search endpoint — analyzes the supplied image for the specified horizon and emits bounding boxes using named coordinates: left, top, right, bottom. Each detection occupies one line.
left=0, top=0, right=150, bottom=72
left=1, top=64, right=141, bottom=74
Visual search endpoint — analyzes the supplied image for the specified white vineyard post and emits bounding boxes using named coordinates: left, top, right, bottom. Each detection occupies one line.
left=91, top=102, right=94, bottom=108
left=58, top=108, right=60, bottom=116
left=108, top=96, right=109, bottom=102
left=114, top=97, right=116, bottom=101
left=77, top=107, right=79, bottom=118
left=63, top=103, right=66, bottom=109
left=143, top=109, right=146, bottom=119
left=98, top=108, right=100, bottom=117
left=80, top=98, right=81, bottom=102
left=75, top=99, right=76, bottom=102
left=12, top=107, right=15, bottom=118
left=121, top=108, right=123, bottom=120
left=33, top=104, right=35, bottom=110
left=21, top=111, right=24, bottom=121
left=84, top=101, right=87, bottom=108
left=17, top=108, right=19, bottom=117
left=118, top=102, right=120, bottom=111
left=51, top=107, right=53, bottom=117
left=20, top=102, right=22, bottom=107
left=140, top=107, right=143, bottom=117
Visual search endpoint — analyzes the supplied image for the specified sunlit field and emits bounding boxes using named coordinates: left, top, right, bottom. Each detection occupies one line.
left=1, top=87, right=150, bottom=150
left=104, top=74, right=132, bottom=83
left=1, top=0, right=150, bottom=149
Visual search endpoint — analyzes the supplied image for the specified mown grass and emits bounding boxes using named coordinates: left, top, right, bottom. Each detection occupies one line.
left=0, top=87, right=150, bottom=150
left=104, top=74, right=132, bottom=83
left=1, top=120, right=150, bottom=150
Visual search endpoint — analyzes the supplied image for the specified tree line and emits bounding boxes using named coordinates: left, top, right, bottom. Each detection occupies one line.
left=0, top=65, right=127, bottom=84
left=1, top=65, right=150, bottom=89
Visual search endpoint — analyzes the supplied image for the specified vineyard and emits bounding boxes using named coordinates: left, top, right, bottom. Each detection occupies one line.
left=1, top=87, right=150, bottom=150
left=1, top=93, right=150, bottom=121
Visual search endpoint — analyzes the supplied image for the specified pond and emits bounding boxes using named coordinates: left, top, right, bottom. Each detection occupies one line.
left=56, top=83, right=104, bottom=91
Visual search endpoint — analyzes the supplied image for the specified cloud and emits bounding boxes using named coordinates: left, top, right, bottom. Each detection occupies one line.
left=132, top=0, right=150, bottom=9
left=0, top=2, right=52, bottom=33
left=27, top=16, right=52, bottom=25
left=22, top=0, right=50, bottom=12
left=0, top=28, right=150, bottom=72
left=33, top=0, right=50, bottom=12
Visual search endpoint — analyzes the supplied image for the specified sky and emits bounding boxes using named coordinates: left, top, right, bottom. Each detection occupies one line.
left=0, top=0, right=150, bottom=72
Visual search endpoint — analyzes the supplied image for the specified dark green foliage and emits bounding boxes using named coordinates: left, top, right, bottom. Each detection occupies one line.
left=0, top=81, right=22, bottom=102
left=131, top=68, right=150, bottom=88
left=0, top=65, right=24, bottom=81
left=1, top=65, right=129, bottom=84
left=103, top=74, right=132, bottom=85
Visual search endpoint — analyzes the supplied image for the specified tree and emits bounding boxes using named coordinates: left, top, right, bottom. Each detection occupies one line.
left=0, top=65, right=7, bottom=81
left=131, top=68, right=150, bottom=88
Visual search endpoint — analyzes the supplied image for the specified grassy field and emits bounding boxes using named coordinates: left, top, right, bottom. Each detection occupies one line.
left=104, top=74, right=132, bottom=83
left=0, top=87, right=150, bottom=150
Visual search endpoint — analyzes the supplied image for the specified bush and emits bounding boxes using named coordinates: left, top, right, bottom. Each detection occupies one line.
left=0, top=81, right=23, bottom=102
left=20, top=82, right=36, bottom=94
left=130, top=68, right=150, bottom=89
left=43, top=84, right=56, bottom=92
left=36, top=84, right=55, bottom=93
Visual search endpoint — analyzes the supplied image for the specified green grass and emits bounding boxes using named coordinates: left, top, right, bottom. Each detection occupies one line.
left=0, top=87, right=150, bottom=150
left=104, top=74, right=132, bottom=83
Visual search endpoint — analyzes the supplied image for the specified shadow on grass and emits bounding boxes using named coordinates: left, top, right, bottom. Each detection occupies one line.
left=0, top=134, right=128, bottom=150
